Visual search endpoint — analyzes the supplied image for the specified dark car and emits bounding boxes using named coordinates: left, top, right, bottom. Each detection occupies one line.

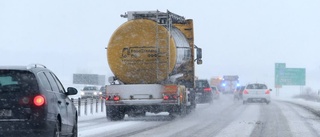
left=211, top=86, right=220, bottom=99
left=0, top=64, right=78, bottom=137
left=234, top=86, right=245, bottom=100
left=195, top=79, right=213, bottom=103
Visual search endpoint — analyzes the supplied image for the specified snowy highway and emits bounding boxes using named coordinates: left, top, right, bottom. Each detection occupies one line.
left=77, top=95, right=320, bottom=137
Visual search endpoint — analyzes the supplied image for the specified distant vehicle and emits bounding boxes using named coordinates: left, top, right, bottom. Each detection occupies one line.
left=99, top=86, right=106, bottom=99
left=0, top=64, right=78, bottom=137
left=220, top=75, right=239, bottom=94
left=195, top=79, right=213, bottom=103
left=80, top=85, right=102, bottom=99
left=234, top=86, right=245, bottom=100
left=211, top=86, right=220, bottom=99
left=242, top=83, right=271, bottom=104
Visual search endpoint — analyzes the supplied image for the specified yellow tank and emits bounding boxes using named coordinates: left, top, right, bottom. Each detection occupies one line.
left=107, top=19, right=190, bottom=84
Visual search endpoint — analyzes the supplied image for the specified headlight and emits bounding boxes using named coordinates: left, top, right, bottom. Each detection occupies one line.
left=81, top=91, right=85, bottom=95
left=94, top=92, right=97, bottom=95
left=99, top=92, right=102, bottom=95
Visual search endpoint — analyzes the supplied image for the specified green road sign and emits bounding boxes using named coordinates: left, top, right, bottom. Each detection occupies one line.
left=275, top=63, right=306, bottom=86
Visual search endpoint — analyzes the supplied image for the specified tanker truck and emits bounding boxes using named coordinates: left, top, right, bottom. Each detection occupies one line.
left=105, top=10, right=202, bottom=120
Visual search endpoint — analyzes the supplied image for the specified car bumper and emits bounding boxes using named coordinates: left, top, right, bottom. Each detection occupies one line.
left=0, top=120, right=55, bottom=136
left=196, top=92, right=213, bottom=103
left=243, top=95, right=270, bottom=102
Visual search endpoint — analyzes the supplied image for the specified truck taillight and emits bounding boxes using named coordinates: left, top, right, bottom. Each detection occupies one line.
left=243, top=90, right=248, bottom=94
left=265, top=90, right=270, bottom=94
left=163, top=94, right=178, bottom=100
left=113, top=95, right=120, bottom=101
left=204, top=88, right=211, bottom=92
left=163, top=95, right=169, bottom=100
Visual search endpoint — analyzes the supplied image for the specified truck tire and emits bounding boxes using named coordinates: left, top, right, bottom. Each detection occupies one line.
left=106, top=106, right=125, bottom=121
left=179, top=105, right=187, bottom=117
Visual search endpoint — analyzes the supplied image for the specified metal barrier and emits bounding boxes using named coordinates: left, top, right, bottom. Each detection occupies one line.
left=71, top=97, right=105, bottom=117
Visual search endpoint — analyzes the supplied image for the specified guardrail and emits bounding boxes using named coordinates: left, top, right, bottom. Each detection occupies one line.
left=71, top=98, right=105, bottom=117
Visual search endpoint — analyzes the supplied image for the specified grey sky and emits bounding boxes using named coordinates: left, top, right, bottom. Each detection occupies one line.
left=1, top=0, right=320, bottom=95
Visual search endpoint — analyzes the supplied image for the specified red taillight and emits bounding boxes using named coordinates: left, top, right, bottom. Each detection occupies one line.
left=243, top=90, right=248, bottom=94
left=163, top=94, right=179, bottom=100
left=265, top=90, right=270, bottom=94
left=33, top=95, right=45, bottom=107
left=204, top=88, right=211, bottom=92
left=105, top=96, right=110, bottom=101
left=163, top=95, right=169, bottom=100
left=113, top=95, right=120, bottom=101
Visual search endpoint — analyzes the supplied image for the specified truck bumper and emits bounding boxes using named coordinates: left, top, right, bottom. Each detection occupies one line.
left=106, top=99, right=180, bottom=113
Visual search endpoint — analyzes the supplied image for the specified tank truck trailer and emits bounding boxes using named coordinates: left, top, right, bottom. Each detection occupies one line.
left=104, top=10, right=202, bottom=120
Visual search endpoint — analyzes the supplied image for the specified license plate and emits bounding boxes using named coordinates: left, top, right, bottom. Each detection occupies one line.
left=133, top=94, right=150, bottom=99
left=0, top=109, right=12, bottom=117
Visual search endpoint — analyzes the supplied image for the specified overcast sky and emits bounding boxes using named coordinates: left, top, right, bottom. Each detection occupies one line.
left=1, top=0, right=320, bottom=95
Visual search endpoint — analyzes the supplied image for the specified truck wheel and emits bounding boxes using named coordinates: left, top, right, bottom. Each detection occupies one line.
left=179, top=105, right=187, bottom=117
left=106, top=106, right=125, bottom=121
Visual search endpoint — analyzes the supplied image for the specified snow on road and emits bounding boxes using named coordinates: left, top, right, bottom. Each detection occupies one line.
left=214, top=104, right=260, bottom=137
left=77, top=95, right=320, bottom=137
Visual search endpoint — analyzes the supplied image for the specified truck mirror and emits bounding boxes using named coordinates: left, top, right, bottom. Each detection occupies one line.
left=108, top=76, right=116, bottom=84
left=197, top=59, right=202, bottom=65
left=197, top=48, right=202, bottom=59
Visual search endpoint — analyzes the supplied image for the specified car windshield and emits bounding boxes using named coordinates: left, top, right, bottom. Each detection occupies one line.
left=2, top=1, right=320, bottom=136
left=196, top=80, right=209, bottom=88
left=246, top=84, right=268, bottom=89
left=83, top=86, right=97, bottom=91
left=0, top=70, right=37, bottom=93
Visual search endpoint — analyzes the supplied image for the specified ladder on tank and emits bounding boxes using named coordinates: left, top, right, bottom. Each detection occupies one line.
left=155, top=10, right=172, bottom=82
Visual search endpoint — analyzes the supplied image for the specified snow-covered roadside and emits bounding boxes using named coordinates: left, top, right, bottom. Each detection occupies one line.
left=274, top=96, right=320, bottom=115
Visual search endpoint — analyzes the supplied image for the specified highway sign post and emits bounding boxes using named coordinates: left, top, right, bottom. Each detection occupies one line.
left=274, top=63, right=306, bottom=96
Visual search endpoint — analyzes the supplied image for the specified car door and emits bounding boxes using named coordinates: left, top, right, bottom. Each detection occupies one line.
left=50, top=72, right=75, bottom=133
left=43, top=72, right=69, bottom=134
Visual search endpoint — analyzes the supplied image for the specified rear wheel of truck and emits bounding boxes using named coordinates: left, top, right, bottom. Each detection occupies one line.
left=106, top=106, right=125, bottom=121
left=179, top=105, right=187, bottom=117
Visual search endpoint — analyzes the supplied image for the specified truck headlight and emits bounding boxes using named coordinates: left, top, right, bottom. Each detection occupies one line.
left=94, top=92, right=97, bottom=95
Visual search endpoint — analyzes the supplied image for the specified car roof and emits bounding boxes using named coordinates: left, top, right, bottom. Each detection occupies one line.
left=0, top=66, right=28, bottom=70
left=0, top=65, right=50, bottom=73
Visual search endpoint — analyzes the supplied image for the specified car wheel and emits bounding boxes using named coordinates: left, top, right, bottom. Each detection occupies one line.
left=71, top=117, right=78, bottom=137
left=54, top=119, right=61, bottom=137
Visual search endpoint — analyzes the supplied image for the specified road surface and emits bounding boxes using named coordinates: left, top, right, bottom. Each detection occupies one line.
left=78, top=95, right=320, bottom=137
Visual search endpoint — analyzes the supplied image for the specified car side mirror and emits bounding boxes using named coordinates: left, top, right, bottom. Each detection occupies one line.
left=66, top=87, right=78, bottom=95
